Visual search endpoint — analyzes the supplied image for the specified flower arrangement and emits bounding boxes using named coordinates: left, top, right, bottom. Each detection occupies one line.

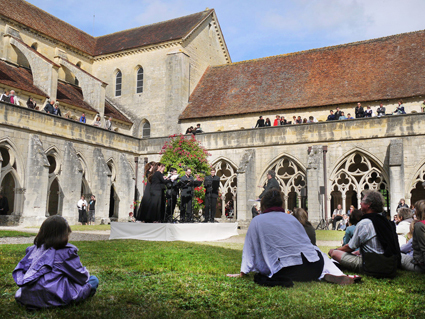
left=160, top=134, right=211, bottom=212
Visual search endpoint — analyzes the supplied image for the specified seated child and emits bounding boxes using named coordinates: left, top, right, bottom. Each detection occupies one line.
left=12, top=215, right=99, bottom=309
left=128, top=211, right=136, bottom=222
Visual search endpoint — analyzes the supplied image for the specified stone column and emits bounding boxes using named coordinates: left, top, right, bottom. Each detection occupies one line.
left=115, top=154, right=135, bottom=222
left=236, top=149, right=255, bottom=221
left=60, top=142, right=83, bottom=224
left=90, top=148, right=112, bottom=224
left=389, top=139, right=404, bottom=218
left=165, top=51, right=190, bottom=136
left=21, top=135, right=50, bottom=226
left=307, top=145, right=324, bottom=224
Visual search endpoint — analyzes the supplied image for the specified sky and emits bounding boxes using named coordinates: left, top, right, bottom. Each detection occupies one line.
left=27, top=0, right=425, bottom=62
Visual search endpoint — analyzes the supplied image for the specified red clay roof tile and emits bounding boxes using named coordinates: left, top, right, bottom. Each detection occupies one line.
left=0, top=61, right=46, bottom=97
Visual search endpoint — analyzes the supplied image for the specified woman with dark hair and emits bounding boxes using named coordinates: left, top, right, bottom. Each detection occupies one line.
left=265, top=118, right=271, bottom=126
left=292, top=208, right=316, bottom=245
left=145, top=163, right=168, bottom=222
left=26, top=97, right=37, bottom=109
left=136, top=161, right=155, bottom=221
left=12, top=216, right=98, bottom=308
left=342, top=209, right=363, bottom=246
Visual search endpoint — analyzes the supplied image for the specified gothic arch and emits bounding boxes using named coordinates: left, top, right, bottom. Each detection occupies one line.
left=328, top=150, right=389, bottom=215
left=259, top=154, right=307, bottom=211
left=212, top=157, right=238, bottom=219
left=45, top=147, right=63, bottom=216
left=408, top=160, right=425, bottom=206
left=76, top=153, right=91, bottom=197
left=0, top=138, right=24, bottom=186
left=106, top=158, right=117, bottom=182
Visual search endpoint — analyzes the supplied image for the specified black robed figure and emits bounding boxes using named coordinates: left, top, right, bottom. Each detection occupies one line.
left=204, top=168, right=220, bottom=222
left=136, top=161, right=154, bottom=222
left=180, top=168, right=194, bottom=222
left=165, top=167, right=180, bottom=222
left=145, top=163, right=168, bottom=222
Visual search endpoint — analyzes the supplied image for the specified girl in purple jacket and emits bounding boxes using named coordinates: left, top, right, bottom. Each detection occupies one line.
left=13, top=215, right=99, bottom=309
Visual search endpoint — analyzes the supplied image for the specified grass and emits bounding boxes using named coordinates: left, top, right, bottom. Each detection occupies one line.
left=71, top=225, right=111, bottom=232
left=316, top=230, right=345, bottom=242
left=0, top=231, right=35, bottom=238
left=1, top=239, right=425, bottom=318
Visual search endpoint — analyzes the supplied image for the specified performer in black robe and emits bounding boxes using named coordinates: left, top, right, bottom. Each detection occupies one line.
left=145, top=163, right=167, bottom=222
left=259, top=170, right=280, bottom=199
left=180, top=168, right=194, bottom=222
left=165, top=167, right=179, bottom=222
left=204, top=168, right=220, bottom=222
left=136, top=162, right=154, bottom=221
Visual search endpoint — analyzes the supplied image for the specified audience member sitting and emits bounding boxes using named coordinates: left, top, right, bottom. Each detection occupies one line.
left=397, top=198, right=409, bottom=211
left=338, top=214, right=349, bottom=231
left=255, top=116, right=265, bottom=128
left=0, top=90, right=10, bottom=103
left=327, top=110, right=335, bottom=121
left=293, top=208, right=316, bottom=245
left=26, top=97, right=37, bottom=110
left=401, top=200, right=425, bottom=273
left=44, top=100, right=55, bottom=114
left=339, top=111, right=347, bottom=120
left=53, top=103, right=61, bottom=117
left=400, top=221, right=415, bottom=257
left=265, top=118, right=271, bottom=126
left=346, top=113, right=354, bottom=119
left=396, top=208, right=413, bottom=246
left=251, top=203, right=260, bottom=218
left=393, top=100, right=406, bottom=115
left=227, top=189, right=359, bottom=286
left=79, top=113, right=87, bottom=123
left=377, top=103, right=386, bottom=117
left=331, top=204, right=344, bottom=230
left=92, top=115, right=101, bottom=127
left=329, top=190, right=400, bottom=278
left=273, top=115, right=280, bottom=126
left=347, top=205, right=355, bottom=216
left=342, top=209, right=363, bottom=246
left=128, top=212, right=136, bottom=222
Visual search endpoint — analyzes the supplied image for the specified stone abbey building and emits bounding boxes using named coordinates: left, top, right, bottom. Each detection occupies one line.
left=1, top=0, right=425, bottom=225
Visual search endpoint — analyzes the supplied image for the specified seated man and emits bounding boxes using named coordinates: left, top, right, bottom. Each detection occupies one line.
left=330, top=204, right=344, bottom=230
left=329, top=190, right=400, bottom=278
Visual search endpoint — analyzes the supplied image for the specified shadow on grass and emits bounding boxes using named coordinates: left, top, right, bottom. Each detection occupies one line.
left=1, top=240, right=424, bottom=318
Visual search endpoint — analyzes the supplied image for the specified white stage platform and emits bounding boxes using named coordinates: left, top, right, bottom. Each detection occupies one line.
left=109, top=222, right=239, bottom=242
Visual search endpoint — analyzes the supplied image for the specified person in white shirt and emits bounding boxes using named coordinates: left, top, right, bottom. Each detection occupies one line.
left=77, top=195, right=88, bottom=225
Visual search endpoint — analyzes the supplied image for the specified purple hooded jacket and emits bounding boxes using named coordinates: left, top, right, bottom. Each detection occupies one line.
left=13, top=243, right=91, bottom=308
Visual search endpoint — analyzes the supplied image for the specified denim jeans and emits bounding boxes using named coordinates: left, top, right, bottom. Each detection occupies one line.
left=88, top=275, right=99, bottom=296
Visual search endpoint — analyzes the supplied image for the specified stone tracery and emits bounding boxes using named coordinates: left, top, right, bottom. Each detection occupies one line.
left=212, top=159, right=237, bottom=219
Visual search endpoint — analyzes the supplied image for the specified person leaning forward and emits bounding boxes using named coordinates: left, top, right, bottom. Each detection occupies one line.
left=259, top=170, right=280, bottom=199
left=328, top=190, right=400, bottom=278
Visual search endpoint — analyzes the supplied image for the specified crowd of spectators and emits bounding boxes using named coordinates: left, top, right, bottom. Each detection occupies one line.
left=185, top=123, right=203, bottom=135
left=253, top=100, right=421, bottom=128
left=1, top=90, right=114, bottom=131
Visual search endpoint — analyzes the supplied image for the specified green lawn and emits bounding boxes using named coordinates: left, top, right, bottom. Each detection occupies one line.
left=0, top=231, right=35, bottom=238
left=70, top=225, right=111, bottom=232
left=1, top=240, right=424, bottom=318
left=316, top=230, right=345, bottom=242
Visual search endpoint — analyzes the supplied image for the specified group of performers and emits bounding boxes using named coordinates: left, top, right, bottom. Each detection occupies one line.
left=136, top=162, right=220, bottom=223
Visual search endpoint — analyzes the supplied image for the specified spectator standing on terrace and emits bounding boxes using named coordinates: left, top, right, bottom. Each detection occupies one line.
left=92, top=115, right=101, bottom=127
left=265, top=118, right=271, bottom=126
left=53, top=103, right=61, bottom=117
left=185, top=126, right=193, bottom=134
left=292, top=116, right=297, bottom=124
left=307, top=116, right=318, bottom=123
left=193, top=124, right=203, bottom=134
left=346, top=113, right=354, bottom=119
left=0, top=90, right=10, bottom=103
left=329, top=190, right=400, bottom=278
left=273, top=115, right=280, bottom=126
left=44, top=100, right=54, bottom=114
left=364, top=106, right=373, bottom=117
left=334, top=107, right=342, bottom=120
left=26, top=97, right=37, bottom=110
left=355, top=103, right=364, bottom=118
left=296, top=116, right=302, bottom=124
left=280, top=116, right=287, bottom=125
left=377, top=103, right=386, bottom=117
left=397, top=199, right=409, bottom=211
left=255, top=116, right=265, bottom=128
left=105, top=117, right=113, bottom=131
left=339, top=112, right=347, bottom=120
left=393, top=100, right=406, bottom=115
left=9, top=90, right=20, bottom=105
left=79, top=113, right=86, bottom=123
left=327, top=110, right=335, bottom=121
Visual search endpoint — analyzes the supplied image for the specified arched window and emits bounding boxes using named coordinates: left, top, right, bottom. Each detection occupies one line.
left=142, top=121, right=150, bottom=138
left=136, top=67, right=143, bottom=93
left=115, top=71, right=122, bottom=97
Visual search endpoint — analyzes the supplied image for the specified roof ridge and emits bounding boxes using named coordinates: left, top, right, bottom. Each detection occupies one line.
left=95, top=9, right=212, bottom=39
left=212, top=28, right=425, bottom=68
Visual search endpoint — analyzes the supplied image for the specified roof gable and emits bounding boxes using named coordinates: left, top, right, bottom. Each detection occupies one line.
left=180, top=30, right=425, bottom=120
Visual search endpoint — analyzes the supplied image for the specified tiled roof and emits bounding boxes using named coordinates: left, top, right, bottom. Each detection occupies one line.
left=180, top=30, right=425, bottom=120
left=1, top=0, right=213, bottom=56
left=56, top=81, right=97, bottom=112
left=105, top=100, right=132, bottom=124
left=94, top=10, right=213, bottom=55
left=0, top=0, right=95, bottom=55
left=0, top=61, right=46, bottom=97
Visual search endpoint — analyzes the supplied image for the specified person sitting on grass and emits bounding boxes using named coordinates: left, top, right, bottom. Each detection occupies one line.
left=12, top=215, right=99, bottom=309
left=342, top=209, right=363, bottom=246
left=292, top=208, right=316, bottom=245
left=400, top=221, right=415, bottom=257
left=329, top=190, right=400, bottom=278
left=401, top=200, right=425, bottom=273
left=227, top=189, right=359, bottom=286
left=396, top=207, right=414, bottom=246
